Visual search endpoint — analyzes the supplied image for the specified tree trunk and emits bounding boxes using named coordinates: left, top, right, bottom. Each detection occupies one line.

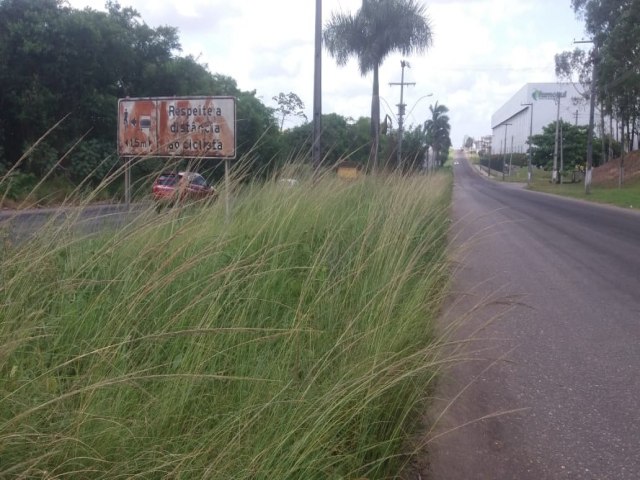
left=425, top=146, right=430, bottom=172
left=609, top=109, right=613, bottom=162
left=619, top=121, right=625, bottom=188
left=600, top=99, right=606, bottom=164
left=370, top=64, right=380, bottom=171
left=584, top=57, right=597, bottom=194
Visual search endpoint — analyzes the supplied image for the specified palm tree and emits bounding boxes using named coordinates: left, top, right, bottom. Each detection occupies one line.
left=424, top=102, right=451, bottom=168
left=324, top=0, right=432, bottom=170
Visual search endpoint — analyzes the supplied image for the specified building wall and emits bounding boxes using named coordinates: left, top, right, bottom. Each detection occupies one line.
left=491, top=83, right=600, bottom=155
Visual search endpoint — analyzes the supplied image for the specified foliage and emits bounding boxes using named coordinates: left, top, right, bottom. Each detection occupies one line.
left=424, top=102, right=452, bottom=168
left=464, top=136, right=474, bottom=149
left=398, top=123, right=428, bottom=171
left=529, top=120, right=603, bottom=170
left=479, top=153, right=529, bottom=173
left=555, top=48, right=591, bottom=96
left=64, top=139, right=117, bottom=183
left=0, top=172, right=452, bottom=478
left=282, top=114, right=375, bottom=167
left=0, top=0, right=280, bottom=187
left=324, top=0, right=432, bottom=169
left=272, top=92, right=307, bottom=131
left=0, top=171, right=38, bottom=200
left=569, top=0, right=640, bottom=153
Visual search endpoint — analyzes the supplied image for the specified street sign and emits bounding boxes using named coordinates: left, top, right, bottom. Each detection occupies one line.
left=117, top=96, right=236, bottom=159
left=531, top=90, right=567, bottom=102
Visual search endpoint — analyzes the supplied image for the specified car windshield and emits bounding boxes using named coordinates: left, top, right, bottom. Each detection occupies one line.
left=156, top=175, right=178, bottom=186
left=189, top=175, right=208, bottom=187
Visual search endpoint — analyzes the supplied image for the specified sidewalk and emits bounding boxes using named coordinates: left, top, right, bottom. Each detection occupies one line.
left=473, top=163, right=499, bottom=178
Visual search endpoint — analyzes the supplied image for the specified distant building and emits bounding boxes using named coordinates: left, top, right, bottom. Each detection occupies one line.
left=476, top=135, right=493, bottom=156
left=491, top=83, right=601, bottom=155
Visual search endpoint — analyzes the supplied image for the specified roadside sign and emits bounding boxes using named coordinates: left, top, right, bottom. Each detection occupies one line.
left=118, top=99, right=157, bottom=156
left=117, top=96, right=236, bottom=159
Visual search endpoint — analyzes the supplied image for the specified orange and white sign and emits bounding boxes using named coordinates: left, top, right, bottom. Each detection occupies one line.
left=118, top=99, right=157, bottom=156
left=117, top=96, right=236, bottom=159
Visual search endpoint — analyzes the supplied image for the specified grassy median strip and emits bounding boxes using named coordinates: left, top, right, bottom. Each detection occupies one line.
left=1, top=172, right=451, bottom=479
left=527, top=177, right=640, bottom=209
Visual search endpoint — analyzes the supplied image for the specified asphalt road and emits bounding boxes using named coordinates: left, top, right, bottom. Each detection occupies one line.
left=425, top=153, right=640, bottom=479
left=0, top=203, right=148, bottom=243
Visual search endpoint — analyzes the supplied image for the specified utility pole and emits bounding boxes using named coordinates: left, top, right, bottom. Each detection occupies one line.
left=560, top=121, right=564, bottom=185
left=312, top=0, right=322, bottom=170
left=502, top=123, right=511, bottom=181
left=575, top=39, right=597, bottom=194
left=390, top=60, right=415, bottom=169
left=552, top=92, right=563, bottom=184
left=585, top=54, right=598, bottom=194
left=521, top=102, right=534, bottom=186
left=574, top=109, right=579, bottom=126
left=509, top=135, right=514, bottom=178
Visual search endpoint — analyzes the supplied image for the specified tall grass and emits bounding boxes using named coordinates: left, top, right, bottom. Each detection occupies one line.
left=1, top=170, right=451, bottom=478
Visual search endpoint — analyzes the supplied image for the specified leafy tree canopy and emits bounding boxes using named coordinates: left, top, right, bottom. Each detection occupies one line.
left=272, top=92, right=307, bottom=131
left=0, top=0, right=280, bottom=183
left=530, top=120, right=603, bottom=169
left=568, top=0, right=640, bottom=151
left=424, top=102, right=451, bottom=167
left=282, top=114, right=376, bottom=168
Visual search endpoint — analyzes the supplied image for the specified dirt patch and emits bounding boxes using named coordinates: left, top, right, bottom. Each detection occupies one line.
left=593, top=150, right=640, bottom=187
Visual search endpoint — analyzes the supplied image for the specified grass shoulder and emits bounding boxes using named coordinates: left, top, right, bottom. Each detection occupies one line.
left=528, top=179, right=640, bottom=209
left=1, top=171, right=454, bottom=478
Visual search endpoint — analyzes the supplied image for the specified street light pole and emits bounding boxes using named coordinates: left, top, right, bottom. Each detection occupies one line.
left=502, top=123, right=512, bottom=181
left=406, top=93, right=433, bottom=119
left=552, top=94, right=561, bottom=183
left=312, top=0, right=322, bottom=170
left=509, top=135, right=514, bottom=177
left=521, top=102, right=534, bottom=186
left=390, top=60, right=415, bottom=170
left=560, top=121, right=564, bottom=185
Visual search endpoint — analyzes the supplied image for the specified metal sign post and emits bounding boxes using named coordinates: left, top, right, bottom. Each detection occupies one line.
left=225, top=159, right=230, bottom=221
left=124, top=157, right=131, bottom=209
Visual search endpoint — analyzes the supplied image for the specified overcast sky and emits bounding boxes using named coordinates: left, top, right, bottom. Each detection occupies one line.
left=66, top=0, right=588, bottom=146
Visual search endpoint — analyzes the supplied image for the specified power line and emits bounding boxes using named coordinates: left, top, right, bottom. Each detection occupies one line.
left=432, top=64, right=555, bottom=72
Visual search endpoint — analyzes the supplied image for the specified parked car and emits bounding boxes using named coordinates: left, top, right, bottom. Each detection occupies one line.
left=152, top=172, right=217, bottom=209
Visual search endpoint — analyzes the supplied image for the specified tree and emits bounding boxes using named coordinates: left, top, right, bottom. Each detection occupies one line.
left=281, top=114, right=374, bottom=167
left=424, top=102, right=451, bottom=168
left=399, top=124, right=427, bottom=172
left=530, top=120, right=604, bottom=171
left=568, top=0, right=640, bottom=187
left=464, top=136, right=474, bottom=149
left=0, top=0, right=181, bottom=178
left=323, top=0, right=432, bottom=170
left=570, top=0, right=640, bottom=153
left=0, top=0, right=281, bottom=185
left=272, top=92, right=307, bottom=131
left=555, top=48, right=591, bottom=94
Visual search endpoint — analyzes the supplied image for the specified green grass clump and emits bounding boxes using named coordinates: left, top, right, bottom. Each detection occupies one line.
left=1, top=172, right=451, bottom=479
left=528, top=178, right=640, bottom=209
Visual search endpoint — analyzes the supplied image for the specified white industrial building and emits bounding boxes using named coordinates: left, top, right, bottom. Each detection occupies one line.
left=491, top=82, right=600, bottom=156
